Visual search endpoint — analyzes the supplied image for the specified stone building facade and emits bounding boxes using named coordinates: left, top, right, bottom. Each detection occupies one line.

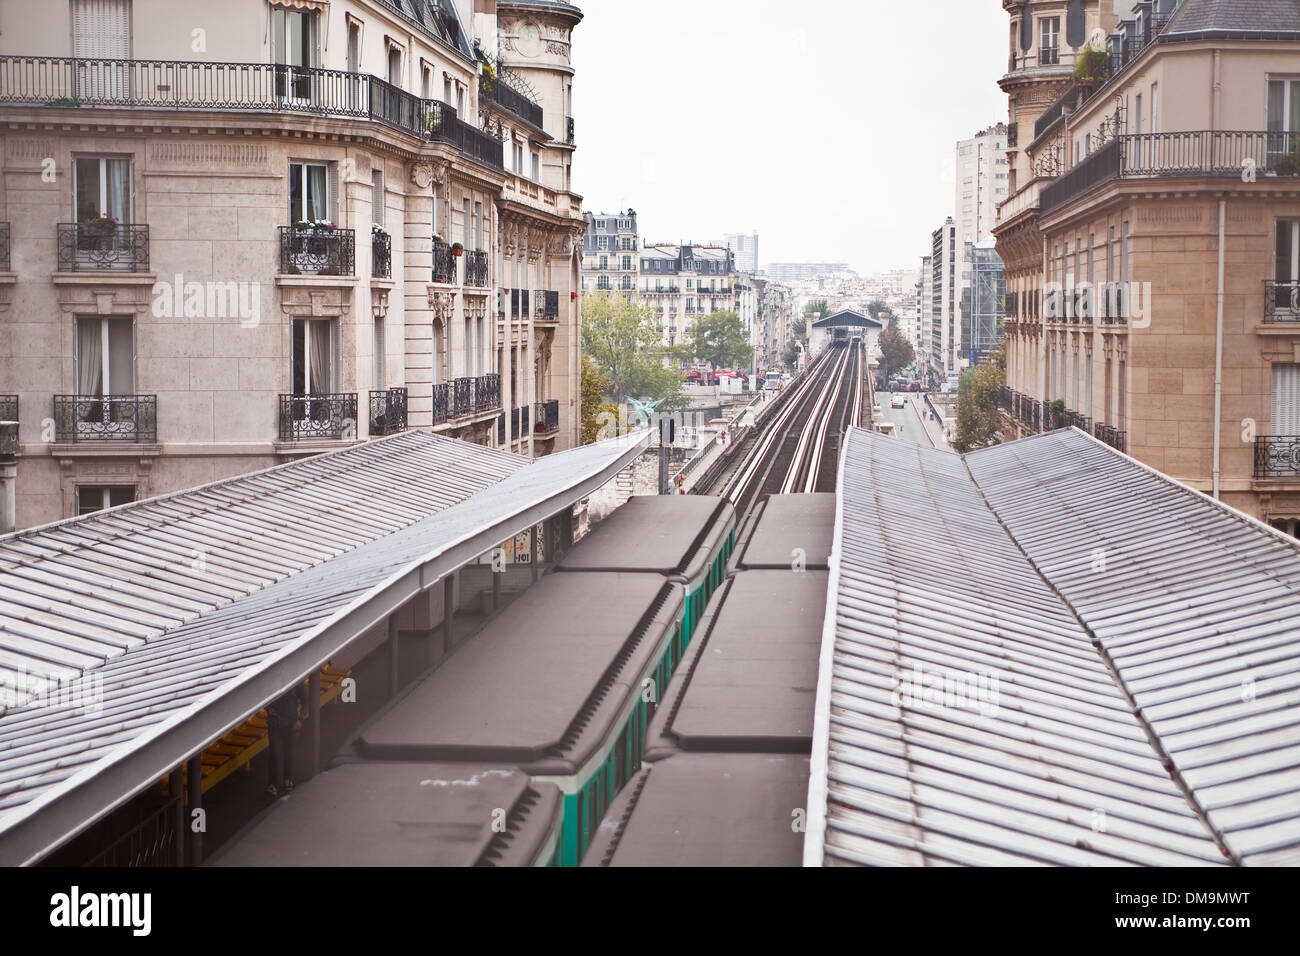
left=0, top=0, right=585, bottom=530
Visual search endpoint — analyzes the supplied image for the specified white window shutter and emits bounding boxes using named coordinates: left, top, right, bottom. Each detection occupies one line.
left=1273, top=364, right=1300, bottom=435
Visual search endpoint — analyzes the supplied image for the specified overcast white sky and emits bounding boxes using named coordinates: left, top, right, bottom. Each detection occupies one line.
left=568, top=0, right=1008, bottom=275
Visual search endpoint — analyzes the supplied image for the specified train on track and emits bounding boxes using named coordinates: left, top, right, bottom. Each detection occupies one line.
left=209, top=495, right=737, bottom=868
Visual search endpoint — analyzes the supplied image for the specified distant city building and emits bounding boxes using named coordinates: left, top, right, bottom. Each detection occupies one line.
left=930, top=219, right=958, bottom=376
left=766, top=262, right=852, bottom=284
left=581, top=210, right=639, bottom=294
left=955, top=123, right=1009, bottom=252
left=960, top=239, right=1006, bottom=367
left=718, top=232, right=760, bottom=273
left=637, top=243, right=738, bottom=347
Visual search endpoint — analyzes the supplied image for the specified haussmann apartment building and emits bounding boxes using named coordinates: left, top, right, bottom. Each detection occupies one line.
left=995, top=0, right=1300, bottom=533
left=0, top=0, right=587, bottom=532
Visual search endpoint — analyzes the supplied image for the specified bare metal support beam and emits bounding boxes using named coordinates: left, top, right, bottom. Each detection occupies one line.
left=308, top=669, right=321, bottom=779
left=387, top=614, right=400, bottom=698
left=186, top=753, right=202, bottom=866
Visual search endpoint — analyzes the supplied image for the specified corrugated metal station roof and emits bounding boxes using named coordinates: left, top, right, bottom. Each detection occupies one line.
left=0, top=429, right=649, bottom=865
left=806, top=429, right=1232, bottom=867
left=965, top=431, right=1300, bottom=866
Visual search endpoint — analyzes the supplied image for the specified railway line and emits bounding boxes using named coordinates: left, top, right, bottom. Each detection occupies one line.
left=699, top=341, right=866, bottom=517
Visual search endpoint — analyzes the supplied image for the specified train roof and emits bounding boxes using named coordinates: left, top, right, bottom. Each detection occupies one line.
left=736, top=493, right=835, bottom=570
left=647, top=570, right=826, bottom=756
left=557, top=495, right=735, bottom=580
left=582, top=753, right=808, bottom=867
left=207, top=763, right=560, bottom=867
left=359, top=572, right=682, bottom=769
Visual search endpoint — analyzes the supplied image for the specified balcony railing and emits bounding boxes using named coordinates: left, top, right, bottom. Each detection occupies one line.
left=1266, top=281, right=1300, bottom=323
left=567, top=115, right=574, bottom=145
left=1255, top=436, right=1300, bottom=479
left=432, top=240, right=456, bottom=283
left=1094, top=422, right=1128, bottom=454
left=54, top=394, right=157, bottom=442
left=534, top=399, right=559, bottom=435
left=56, top=222, right=149, bottom=272
left=497, top=404, right=531, bottom=443
left=488, top=78, right=543, bottom=127
left=0, top=56, right=504, bottom=171
left=0, top=222, right=9, bottom=271
left=371, top=231, right=391, bottom=278
left=435, top=374, right=500, bottom=425
left=465, top=249, right=489, bottom=287
left=277, top=393, right=357, bottom=441
left=536, top=290, right=559, bottom=321
left=1040, top=139, right=1121, bottom=214
left=369, top=386, right=407, bottom=435
left=279, top=226, right=355, bottom=276
left=475, top=373, right=501, bottom=413
left=432, top=381, right=450, bottom=424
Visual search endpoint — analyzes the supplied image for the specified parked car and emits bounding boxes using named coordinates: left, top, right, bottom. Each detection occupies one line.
left=890, top=394, right=907, bottom=409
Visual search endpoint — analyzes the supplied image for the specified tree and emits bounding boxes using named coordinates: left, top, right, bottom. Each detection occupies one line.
left=792, top=316, right=807, bottom=337
left=580, top=356, right=617, bottom=445
left=876, top=325, right=915, bottom=383
left=782, top=339, right=800, bottom=367
left=581, top=291, right=687, bottom=410
left=804, top=299, right=829, bottom=319
left=952, top=361, right=1004, bottom=453
left=866, top=299, right=896, bottom=328
left=688, top=309, right=754, bottom=371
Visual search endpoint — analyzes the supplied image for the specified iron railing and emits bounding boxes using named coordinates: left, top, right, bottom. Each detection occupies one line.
left=488, top=78, right=543, bottom=126
left=475, top=373, right=501, bottom=413
left=1266, top=281, right=1300, bottom=323
left=432, top=240, right=457, bottom=283
left=1094, top=422, right=1128, bottom=454
left=1040, top=139, right=1121, bottom=213
left=536, top=290, right=559, bottom=321
left=0, top=394, right=15, bottom=422
left=465, top=249, right=489, bottom=287
left=432, top=381, right=450, bottom=424
left=84, top=796, right=182, bottom=868
left=56, top=222, right=149, bottom=272
left=0, top=222, right=9, bottom=271
left=279, top=226, right=355, bottom=276
left=371, top=231, right=391, bottom=278
left=534, top=399, right=559, bottom=434
left=277, top=393, right=357, bottom=441
left=1255, top=436, right=1300, bottom=479
left=497, top=404, right=531, bottom=443
left=452, top=376, right=473, bottom=418
left=567, top=115, right=574, bottom=145
left=54, top=394, right=157, bottom=442
left=369, top=387, right=407, bottom=435
left=0, top=55, right=504, bottom=170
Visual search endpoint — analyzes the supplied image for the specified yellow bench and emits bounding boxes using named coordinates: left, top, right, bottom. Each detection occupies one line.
left=162, top=665, right=351, bottom=797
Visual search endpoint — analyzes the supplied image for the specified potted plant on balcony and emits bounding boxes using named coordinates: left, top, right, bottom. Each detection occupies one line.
left=1048, top=398, right=1066, bottom=429
left=289, top=220, right=339, bottom=275
left=372, top=224, right=389, bottom=237
left=433, top=233, right=446, bottom=246
left=451, top=242, right=464, bottom=258
left=81, top=213, right=119, bottom=251
left=1073, top=44, right=1108, bottom=89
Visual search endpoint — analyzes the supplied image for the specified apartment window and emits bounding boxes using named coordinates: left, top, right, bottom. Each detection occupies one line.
left=1268, top=78, right=1300, bottom=166
left=387, top=46, right=402, bottom=87
left=1276, top=218, right=1300, bottom=312
left=1040, top=17, right=1059, bottom=64
left=686, top=279, right=693, bottom=290
left=371, top=170, right=384, bottom=227
left=76, top=315, right=134, bottom=398
left=598, top=255, right=607, bottom=270
left=443, top=76, right=453, bottom=104
left=621, top=255, right=632, bottom=271
left=462, top=197, right=471, bottom=246
left=289, top=161, right=332, bottom=223
left=597, top=237, right=608, bottom=250
left=456, top=85, right=464, bottom=114
left=1274, top=364, right=1300, bottom=435
left=374, top=316, right=386, bottom=389
left=291, top=317, right=338, bottom=395
left=531, top=150, right=540, bottom=181
left=74, top=156, right=131, bottom=223
left=421, top=64, right=432, bottom=99
left=76, top=485, right=135, bottom=516
left=474, top=201, right=482, bottom=251
left=512, top=142, right=524, bottom=173
left=272, top=4, right=316, bottom=99
left=346, top=21, right=360, bottom=73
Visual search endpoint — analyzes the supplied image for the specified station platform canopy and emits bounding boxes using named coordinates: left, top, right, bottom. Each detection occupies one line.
left=807, top=427, right=1300, bottom=867
left=810, top=309, right=885, bottom=329
left=0, top=429, right=648, bottom=865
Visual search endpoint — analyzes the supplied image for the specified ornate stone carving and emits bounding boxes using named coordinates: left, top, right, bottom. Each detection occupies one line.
left=411, top=162, right=434, bottom=189
left=427, top=289, right=455, bottom=322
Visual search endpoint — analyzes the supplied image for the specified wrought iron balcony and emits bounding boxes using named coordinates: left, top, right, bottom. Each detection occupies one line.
left=475, top=373, right=501, bottom=413
left=277, top=393, right=357, bottom=441
left=432, top=381, right=450, bottom=425
left=0, top=56, right=505, bottom=171
left=1266, top=281, right=1300, bottom=323
left=369, top=386, right=407, bottom=435
left=54, top=394, right=157, bottom=442
left=0, top=394, right=15, bottom=422
left=1094, top=422, right=1128, bottom=454
left=567, top=115, right=574, bottom=145
left=1255, top=436, right=1300, bottom=479
left=279, top=226, right=355, bottom=276
left=57, top=222, right=149, bottom=272
left=534, top=399, right=559, bottom=435
left=371, top=231, right=391, bottom=278
left=432, top=240, right=457, bottom=284
left=536, top=290, right=559, bottom=321
left=497, top=404, right=531, bottom=443
left=487, top=78, right=543, bottom=127
left=460, top=249, right=487, bottom=287
left=0, top=222, right=9, bottom=271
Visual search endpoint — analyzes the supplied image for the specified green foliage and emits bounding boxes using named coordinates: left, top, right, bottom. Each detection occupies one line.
left=1074, top=45, right=1108, bottom=84
left=804, top=299, right=829, bottom=318
left=952, top=362, right=1005, bottom=453
left=687, top=309, right=754, bottom=371
left=876, top=325, right=914, bottom=381
left=580, top=357, right=617, bottom=445
left=781, top=340, right=800, bottom=367
left=792, top=316, right=807, bottom=337
left=581, top=291, right=687, bottom=411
